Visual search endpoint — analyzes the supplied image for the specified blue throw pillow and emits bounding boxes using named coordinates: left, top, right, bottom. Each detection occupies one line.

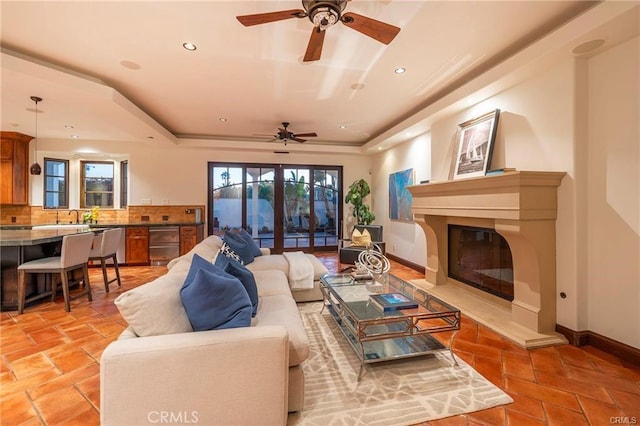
left=180, top=264, right=252, bottom=331
left=235, top=228, right=263, bottom=258
left=184, top=253, right=218, bottom=286
left=222, top=259, right=259, bottom=317
left=223, top=231, right=255, bottom=264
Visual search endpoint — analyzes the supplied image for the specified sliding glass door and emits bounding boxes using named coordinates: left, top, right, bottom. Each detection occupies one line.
left=209, top=163, right=341, bottom=253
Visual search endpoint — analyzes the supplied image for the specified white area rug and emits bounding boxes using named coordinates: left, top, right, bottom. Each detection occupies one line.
left=288, top=303, right=513, bottom=426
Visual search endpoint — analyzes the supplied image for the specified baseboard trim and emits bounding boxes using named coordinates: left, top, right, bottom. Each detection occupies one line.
left=555, top=325, right=590, bottom=346
left=386, top=253, right=425, bottom=275
left=556, top=325, right=640, bottom=366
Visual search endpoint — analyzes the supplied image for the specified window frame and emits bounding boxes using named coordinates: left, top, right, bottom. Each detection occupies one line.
left=120, top=160, right=128, bottom=208
left=80, top=160, right=114, bottom=208
left=43, top=157, right=69, bottom=209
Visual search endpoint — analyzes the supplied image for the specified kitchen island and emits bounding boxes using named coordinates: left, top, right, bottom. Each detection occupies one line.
left=0, top=228, right=94, bottom=311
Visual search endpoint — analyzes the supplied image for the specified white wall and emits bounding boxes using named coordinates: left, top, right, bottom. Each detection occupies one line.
left=370, top=134, right=430, bottom=266
left=585, top=36, right=639, bottom=346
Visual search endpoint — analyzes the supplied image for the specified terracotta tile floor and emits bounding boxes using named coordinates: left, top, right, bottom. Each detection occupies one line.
left=1, top=253, right=639, bottom=425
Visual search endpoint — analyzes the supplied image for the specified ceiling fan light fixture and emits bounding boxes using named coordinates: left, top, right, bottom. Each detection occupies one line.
left=29, top=96, right=43, bottom=175
left=310, top=6, right=340, bottom=30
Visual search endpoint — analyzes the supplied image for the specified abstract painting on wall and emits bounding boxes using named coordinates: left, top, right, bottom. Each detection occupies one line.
left=389, top=168, right=414, bottom=221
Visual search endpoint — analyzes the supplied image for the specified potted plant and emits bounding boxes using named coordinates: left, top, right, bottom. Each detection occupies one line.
left=345, top=179, right=375, bottom=226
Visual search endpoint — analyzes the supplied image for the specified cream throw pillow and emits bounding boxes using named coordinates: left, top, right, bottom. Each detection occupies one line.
left=351, top=228, right=372, bottom=247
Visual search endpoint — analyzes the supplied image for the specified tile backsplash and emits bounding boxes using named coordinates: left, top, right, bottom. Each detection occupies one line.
left=0, top=205, right=205, bottom=226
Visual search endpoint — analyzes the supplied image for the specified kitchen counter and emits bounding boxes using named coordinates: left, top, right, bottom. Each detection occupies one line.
left=0, top=228, right=94, bottom=246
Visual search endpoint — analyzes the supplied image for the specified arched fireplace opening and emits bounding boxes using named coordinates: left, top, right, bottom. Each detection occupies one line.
left=448, top=225, right=514, bottom=301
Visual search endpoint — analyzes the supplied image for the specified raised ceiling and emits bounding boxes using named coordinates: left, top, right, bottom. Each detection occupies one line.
left=0, top=1, right=620, bottom=153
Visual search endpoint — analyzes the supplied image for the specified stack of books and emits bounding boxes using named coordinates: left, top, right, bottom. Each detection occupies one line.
left=369, top=293, right=418, bottom=311
left=485, top=167, right=516, bottom=176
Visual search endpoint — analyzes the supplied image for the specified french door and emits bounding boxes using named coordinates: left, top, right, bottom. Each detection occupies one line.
left=208, top=162, right=341, bottom=253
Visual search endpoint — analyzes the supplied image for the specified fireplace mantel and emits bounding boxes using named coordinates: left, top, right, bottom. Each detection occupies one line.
left=408, top=171, right=567, bottom=347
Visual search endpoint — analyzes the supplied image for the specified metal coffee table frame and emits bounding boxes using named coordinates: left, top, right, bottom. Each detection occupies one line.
left=320, top=273, right=460, bottom=380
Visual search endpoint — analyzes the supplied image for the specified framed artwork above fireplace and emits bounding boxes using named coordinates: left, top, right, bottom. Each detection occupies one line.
left=452, top=109, right=500, bottom=180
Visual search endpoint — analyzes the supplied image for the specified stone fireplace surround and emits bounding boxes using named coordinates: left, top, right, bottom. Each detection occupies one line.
left=408, top=171, right=567, bottom=348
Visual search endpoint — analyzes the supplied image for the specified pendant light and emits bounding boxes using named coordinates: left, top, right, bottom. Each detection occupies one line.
left=29, top=96, right=43, bottom=175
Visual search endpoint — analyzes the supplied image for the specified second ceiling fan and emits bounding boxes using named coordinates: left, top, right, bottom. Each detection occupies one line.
left=236, top=0, right=401, bottom=62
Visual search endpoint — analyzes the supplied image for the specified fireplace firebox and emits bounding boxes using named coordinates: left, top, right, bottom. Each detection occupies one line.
left=448, top=225, right=514, bottom=301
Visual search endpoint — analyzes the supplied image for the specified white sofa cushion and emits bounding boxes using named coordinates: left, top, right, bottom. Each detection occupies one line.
left=256, top=294, right=309, bottom=366
left=253, top=270, right=292, bottom=297
left=115, top=261, right=193, bottom=337
left=167, top=235, right=223, bottom=269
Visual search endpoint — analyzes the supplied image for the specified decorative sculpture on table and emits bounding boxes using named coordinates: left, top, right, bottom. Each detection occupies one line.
left=356, top=244, right=390, bottom=293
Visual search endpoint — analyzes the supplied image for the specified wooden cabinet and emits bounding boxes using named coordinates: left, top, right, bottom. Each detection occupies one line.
left=180, top=224, right=204, bottom=255
left=1, top=132, right=31, bottom=205
left=126, top=227, right=149, bottom=265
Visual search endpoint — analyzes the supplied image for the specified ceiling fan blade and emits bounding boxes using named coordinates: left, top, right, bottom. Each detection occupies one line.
left=341, top=12, right=400, bottom=45
left=236, top=9, right=305, bottom=26
left=293, top=133, right=317, bottom=138
left=291, top=137, right=307, bottom=143
left=303, top=27, right=326, bottom=62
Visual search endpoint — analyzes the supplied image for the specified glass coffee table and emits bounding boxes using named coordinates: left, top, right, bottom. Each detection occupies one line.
left=319, top=273, right=461, bottom=380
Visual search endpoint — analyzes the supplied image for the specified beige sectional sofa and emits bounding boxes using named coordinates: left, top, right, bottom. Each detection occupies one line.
left=100, top=235, right=328, bottom=426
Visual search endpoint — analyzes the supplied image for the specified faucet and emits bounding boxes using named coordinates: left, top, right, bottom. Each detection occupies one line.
left=69, top=210, right=79, bottom=224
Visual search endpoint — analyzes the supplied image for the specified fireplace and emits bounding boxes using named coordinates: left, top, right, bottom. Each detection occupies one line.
left=448, top=225, right=514, bottom=301
left=408, top=171, right=567, bottom=348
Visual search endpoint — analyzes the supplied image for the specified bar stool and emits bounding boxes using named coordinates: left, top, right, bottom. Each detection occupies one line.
left=17, top=232, right=95, bottom=314
left=89, top=228, right=123, bottom=293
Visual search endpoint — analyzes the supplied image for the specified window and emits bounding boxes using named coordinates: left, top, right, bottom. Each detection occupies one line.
left=120, top=161, right=128, bottom=208
left=43, top=158, right=68, bottom=209
left=81, top=161, right=114, bottom=208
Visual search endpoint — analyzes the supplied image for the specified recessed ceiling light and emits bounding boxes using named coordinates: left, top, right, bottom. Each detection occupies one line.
left=183, top=42, right=197, bottom=51
left=120, top=60, right=141, bottom=70
left=572, top=39, right=605, bottom=55
left=70, top=135, right=79, bottom=139
left=147, top=136, right=155, bottom=139
left=339, top=125, right=347, bottom=129
left=394, top=67, right=406, bottom=74
left=219, top=118, right=228, bottom=122
left=65, top=125, right=74, bottom=129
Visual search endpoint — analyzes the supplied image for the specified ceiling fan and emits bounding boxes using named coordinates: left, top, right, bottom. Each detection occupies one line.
left=236, top=0, right=401, bottom=62
left=260, top=122, right=318, bottom=145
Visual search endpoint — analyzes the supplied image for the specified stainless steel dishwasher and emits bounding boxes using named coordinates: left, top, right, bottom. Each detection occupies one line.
left=149, top=226, right=180, bottom=265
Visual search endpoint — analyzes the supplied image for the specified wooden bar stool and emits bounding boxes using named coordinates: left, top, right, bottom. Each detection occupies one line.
left=89, top=228, right=123, bottom=293
left=17, top=232, right=95, bottom=313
